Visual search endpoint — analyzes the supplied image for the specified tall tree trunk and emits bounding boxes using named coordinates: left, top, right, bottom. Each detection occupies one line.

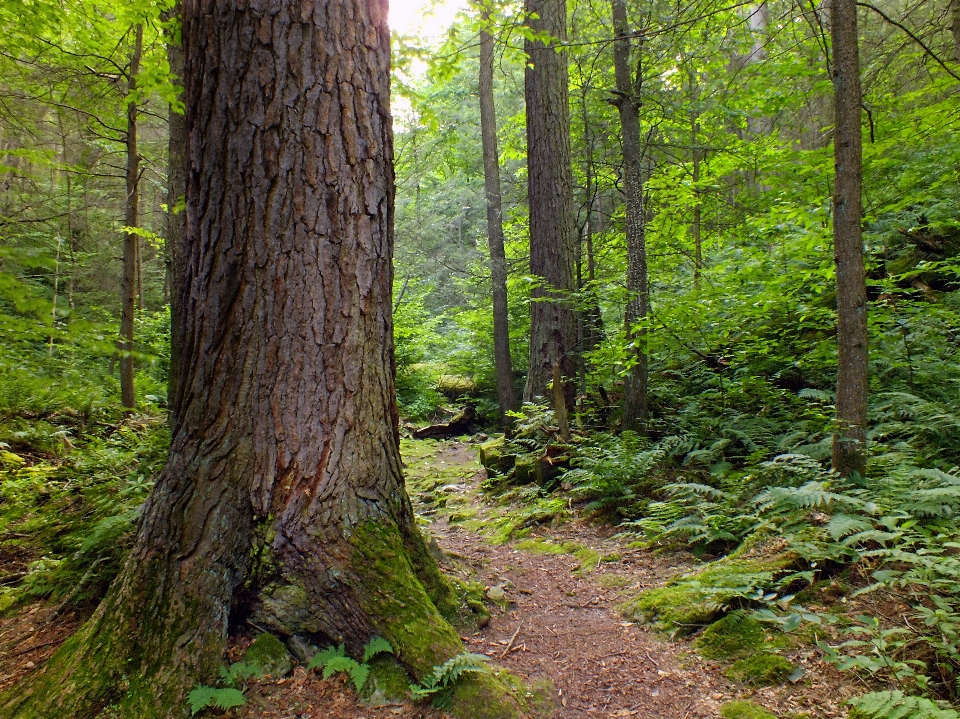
left=1, top=3, right=517, bottom=717
left=611, top=0, right=648, bottom=432
left=523, top=0, right=578, bottom=411
left=952, top=0, right=960, bottom=62
left=478, top=6, right=518, bottom=426
left=119, top=24, right=142, bottom=411
left=831, top=0, right=868, bottom=476
left=165, top=2, right=187, bottom=424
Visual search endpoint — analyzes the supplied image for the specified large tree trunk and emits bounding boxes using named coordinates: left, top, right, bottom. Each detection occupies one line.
left=1, top=3, right=517, bottom=717
left=523, top=0, right=578, bottom=411
left=165, top=2, right=186, bottom=425
left=831, top=0, right=868, bottom=476
left=611, top=0, right=648, bottom=433
left=119, top=24, right=142, bottom=410
left=478, top=7, right=518, bottom=427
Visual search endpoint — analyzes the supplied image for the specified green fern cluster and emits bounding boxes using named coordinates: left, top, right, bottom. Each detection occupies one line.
left=306, top=636, right=394, bottom=691
left=849, top=691, right=959, bottom=719
left=187, top=661, right=261, bottom=715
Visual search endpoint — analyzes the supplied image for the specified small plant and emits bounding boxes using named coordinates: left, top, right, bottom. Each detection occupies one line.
left=409, top=652, right=490, bottom=707
left=187, top=661, right=261, bottom=715
left=848, top=691, right=959, bottom=719
left=306, top=636, right=395, bottom=692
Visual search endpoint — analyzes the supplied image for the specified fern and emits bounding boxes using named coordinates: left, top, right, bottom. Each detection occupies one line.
left=187, top=686, right=246, bottom=715
left=409, top=652, right=490, bottom=706
left=848, top=691, right=959, bottom=719
left=362, top=636, right=394, bottom=663
left=306, top=637, right=393, bottom=692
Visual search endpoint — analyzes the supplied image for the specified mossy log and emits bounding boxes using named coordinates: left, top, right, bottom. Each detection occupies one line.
left=413, top=406, right=477, bottom=439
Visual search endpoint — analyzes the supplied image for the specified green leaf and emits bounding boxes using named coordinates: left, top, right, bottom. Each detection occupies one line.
left=362, top=636, right=394, bottom=663
left=187, top=686, right=246, bottom=715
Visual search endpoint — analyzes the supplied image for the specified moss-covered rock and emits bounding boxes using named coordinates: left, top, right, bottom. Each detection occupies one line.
left=720, top=700, right=778, bottom=719
left=621, top=545, right=797, bottom=635
left=243, top=632, right=293, bottom=678
left=694, top=612, right=766, bottom=660
left=362, top=655, right=411, bottom=705
left=478, top=438, right=515, bottom=476
left=726, top=652, right=794, bottom=686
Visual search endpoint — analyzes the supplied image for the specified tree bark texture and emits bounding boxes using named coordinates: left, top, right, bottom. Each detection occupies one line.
left=611, top=0, right=648, bottom=432
left=478, top=10, right=518, bottom=426
left=166, top=2, right=187, bottom=425
left=1, top=3, right=484, bottom=717
left=952, top=0, right=960, bottom=62
left=119, top=24, right=142, bottom=410
left=831, top=0, right=868, bottom=476
left=523, top=0, right=578, bottom=410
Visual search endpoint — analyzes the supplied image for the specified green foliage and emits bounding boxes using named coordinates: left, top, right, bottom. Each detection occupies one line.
left=848, top=691, right=959, bottom=719
left=719, top=700, right=778, bottom=719
left=186, top=686, right=246, bottom=716
left=306, top=637, right=395, bottom=692
left=408, top=652, right=491, bottom=707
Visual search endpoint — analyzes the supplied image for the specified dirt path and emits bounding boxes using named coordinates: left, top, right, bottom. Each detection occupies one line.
left=417, top=441, right=729, bottom=718
left=2, top=438, right=848, bottom=718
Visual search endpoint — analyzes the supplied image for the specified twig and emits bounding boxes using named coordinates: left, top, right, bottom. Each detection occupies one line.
left=500, top=622, right=522, bottom=658
left=3, top=638, right=63, bottom=659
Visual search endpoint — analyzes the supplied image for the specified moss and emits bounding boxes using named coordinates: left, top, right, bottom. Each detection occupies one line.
left=362, top=655, right=411, bottom=705
left=572, top=546, right=601, bottom=575
left=446, top=670, right=528, bottom=719
left=726, top=652, right=794, bottom=686
left=621, top=550, right=797, bottom=636
left=514, top=538, right=569, bottom=554
left=243, top=632, right=292, bottom=678
left=719, top=700, right=779, bottom=719
left=478, top=438, right=515, bottom=476
left=595, top=573, right=633, bottom=589
left=351, top=521, right=463, bottom=677
left=694, top=612, right=766, bottom=660
left=601, top=553, right=623, bottom=562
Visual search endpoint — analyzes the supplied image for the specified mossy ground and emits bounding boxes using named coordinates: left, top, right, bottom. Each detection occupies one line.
left=725, top=652, right=794, bottom=686
left=621, top=548, right=797, bottom=636
left=720, top=699, right=779, bottom=719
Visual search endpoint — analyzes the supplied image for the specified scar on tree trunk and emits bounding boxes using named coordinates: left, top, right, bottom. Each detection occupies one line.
left=0, top=3, right=529, bottom=719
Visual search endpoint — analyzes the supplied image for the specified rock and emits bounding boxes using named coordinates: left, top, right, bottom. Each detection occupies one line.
left=478, top=437, right=515, bottom=476
left=284, top=634, right=318, bottom=663
left=243, top=632, right=293, bottom=678
left=486, top=584, right=507, bottom=601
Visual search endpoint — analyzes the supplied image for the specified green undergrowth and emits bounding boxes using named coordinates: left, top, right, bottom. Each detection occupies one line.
left=621, top=539, right=797, bottom=636
left=0, top=408, right=169, bottom=614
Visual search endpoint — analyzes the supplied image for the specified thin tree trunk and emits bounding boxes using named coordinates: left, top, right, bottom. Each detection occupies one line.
left=832, top=0, right=868, bottom=476
left=119, top=24, right=142, bottom=411
left=1, top=3, right=515, bottom=717
left=165, top=1, right=187, bottom=425
left=478, top=7, right=518, bottom=426
left=523, top=0, right=578, bottom=412
left=611, top=0, right=648, bottom=432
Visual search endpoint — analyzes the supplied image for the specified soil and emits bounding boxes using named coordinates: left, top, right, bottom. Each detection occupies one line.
left=0, top=438, right=860, bottom=718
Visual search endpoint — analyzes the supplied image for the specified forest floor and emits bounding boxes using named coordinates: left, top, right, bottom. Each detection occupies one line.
left=0, top=438, right=859, bottom=718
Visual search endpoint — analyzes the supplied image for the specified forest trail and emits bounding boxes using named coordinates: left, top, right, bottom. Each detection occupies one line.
left=398, top=439, right=840, bottom=719
left=1, top=438, right=844, bottom=719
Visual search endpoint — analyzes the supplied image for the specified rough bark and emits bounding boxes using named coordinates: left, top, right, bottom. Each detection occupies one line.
left=478, top=8, right=518, bottom=426
left=165, top=2, right=187, bottom=424
left=952, top=0, right=960, bottom=62
left=119, top=24, right=142, bottom=410
left=831, top=0, right=868, bottom=476
left=1, top=3, right=519, bottom=718
left=523, top=0, right=578, bottom=410
left=611, top=0, right=648, bottom=432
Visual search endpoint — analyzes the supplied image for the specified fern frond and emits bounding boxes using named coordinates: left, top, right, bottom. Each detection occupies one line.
left=362, top=636, right=394, bottom=663
left=187, top=686, right=246, bottom=715
left=848, top=691, right=959, bottom=719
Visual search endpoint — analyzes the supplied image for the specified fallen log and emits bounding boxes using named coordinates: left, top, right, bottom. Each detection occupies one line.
left=413, top=406, right=477, bottom=439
